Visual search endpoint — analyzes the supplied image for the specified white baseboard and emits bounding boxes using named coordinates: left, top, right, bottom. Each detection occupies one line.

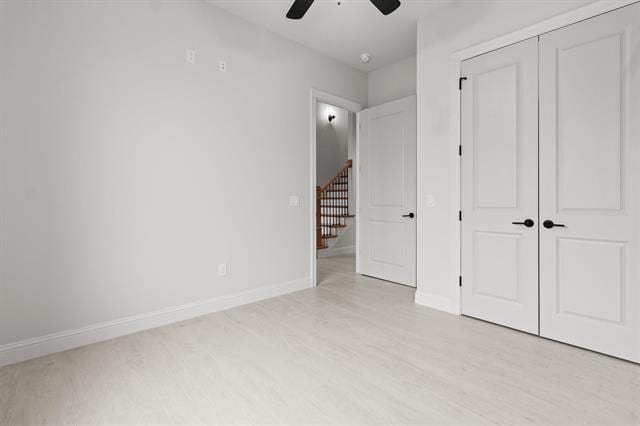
left=414, top=291, right=457, bottom=314
left=318, top=245, right=356, bottom=258
left=0, top=277, right=311, bottom=368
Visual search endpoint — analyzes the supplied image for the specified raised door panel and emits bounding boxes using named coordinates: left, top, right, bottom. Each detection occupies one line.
left=369, top=221, right=406, bottom=267
left=557, top=238, right=625, bottom=324
left=475, top=64, right=519, bottom=209
left=474, top=231, right=521, bottom=303
left=558, top=33, right=623, bottom=212
left=370, top=113, right=405, bottom=207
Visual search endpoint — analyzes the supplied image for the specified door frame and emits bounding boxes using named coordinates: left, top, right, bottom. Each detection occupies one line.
left=448, top=0, right=639, bottom=314
left=310, top=89, right=363, bottom=287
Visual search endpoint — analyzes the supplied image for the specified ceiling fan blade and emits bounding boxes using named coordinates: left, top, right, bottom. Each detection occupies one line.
left=369, top=0, right=401, bottom=15
left=286, top=0, right=315, bottom=20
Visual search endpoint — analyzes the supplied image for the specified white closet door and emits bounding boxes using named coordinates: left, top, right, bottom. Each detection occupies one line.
left=358, top=96, right=416, bottom=287
left=539, top=3, right=640, bottom=362
left=461, top=38, right=539, bottom=334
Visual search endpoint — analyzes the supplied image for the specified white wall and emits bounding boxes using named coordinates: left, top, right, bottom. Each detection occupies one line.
left=0, top=0, right=367, bottom=354
left=368, top=55, right=416, bottom=107
left=415, top=0, right=594, bottom=312
left=316, top=102, right=349, bottom=185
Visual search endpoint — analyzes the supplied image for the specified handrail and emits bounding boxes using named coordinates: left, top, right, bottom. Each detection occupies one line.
left=320, top=159, right=352, bottom=192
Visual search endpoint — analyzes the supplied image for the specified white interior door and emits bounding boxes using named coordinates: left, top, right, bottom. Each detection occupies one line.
left=358, top=95, right=416, bottom=287
left=460, top=38, right=539, bottom=334
left=539, top=3, right=640, bottom=362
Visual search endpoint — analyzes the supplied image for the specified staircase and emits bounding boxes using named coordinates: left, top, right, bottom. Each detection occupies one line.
left=317, top=159, right=354, bottom=252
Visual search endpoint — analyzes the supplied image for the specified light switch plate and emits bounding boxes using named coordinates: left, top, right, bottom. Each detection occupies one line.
left=426, top=195, right=436, bottom=208
left=186, top=49, right=196, bottom=64
left=218, top=263, right=227, bottom=276
left=289, top=195, right=300, bottom=207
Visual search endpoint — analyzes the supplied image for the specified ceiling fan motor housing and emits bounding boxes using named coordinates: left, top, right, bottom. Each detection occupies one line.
left=286, top=0, right=401, bottom=20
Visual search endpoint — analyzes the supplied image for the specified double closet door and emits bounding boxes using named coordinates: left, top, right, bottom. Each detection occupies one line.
left=461, top=3, right=640, bottom=363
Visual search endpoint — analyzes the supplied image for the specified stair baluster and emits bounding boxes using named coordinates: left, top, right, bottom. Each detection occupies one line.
left=316, top=159, right=353, bottom=251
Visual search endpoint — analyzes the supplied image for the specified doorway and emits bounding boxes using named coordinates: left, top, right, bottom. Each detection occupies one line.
left=309, top=89, right=362, bottom=287
left=315, top=101, right=358, bottom=285
left=310, top=90, right=417, bottom=289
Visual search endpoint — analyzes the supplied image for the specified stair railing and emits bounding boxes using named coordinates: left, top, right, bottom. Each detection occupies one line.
left=316, top=159, right=353, bottom=250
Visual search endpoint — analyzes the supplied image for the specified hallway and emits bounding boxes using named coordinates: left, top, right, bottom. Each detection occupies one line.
left=317, top=255, right=358, bottom=285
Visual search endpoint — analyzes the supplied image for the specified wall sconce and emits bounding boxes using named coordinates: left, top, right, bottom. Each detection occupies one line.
left=328, top=114, right=336, bottom=123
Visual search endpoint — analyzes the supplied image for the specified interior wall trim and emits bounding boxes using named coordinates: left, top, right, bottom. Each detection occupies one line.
left=0, top=277, right=312, bottom=368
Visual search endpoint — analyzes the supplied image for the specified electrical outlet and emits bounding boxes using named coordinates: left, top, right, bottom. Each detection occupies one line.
left=219, top=60, right=226, bottom=72
left=186, top=49, right=196, bottom=64
left=289, top=195, right=300, bottom=207
left=218, top=263, right=227, bottom=276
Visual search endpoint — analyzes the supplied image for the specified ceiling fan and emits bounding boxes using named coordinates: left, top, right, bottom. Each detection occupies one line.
left=286, top=0, right=401, bottom=20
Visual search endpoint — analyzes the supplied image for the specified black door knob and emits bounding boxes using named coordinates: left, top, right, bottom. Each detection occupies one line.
left=512, top=219, right=535, bottom=228
left=402, top=213, right=415, bottom=218
left=543, top=220, right=566, bottom=229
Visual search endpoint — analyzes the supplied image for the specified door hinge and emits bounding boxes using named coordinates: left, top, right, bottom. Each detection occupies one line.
left=458, top=210, right=462, bottom=221
left=458, top=145, right=462, bottom=156
left=459, top=76, right=467, bottom=90
left=459, top=276, right=462, bottom=287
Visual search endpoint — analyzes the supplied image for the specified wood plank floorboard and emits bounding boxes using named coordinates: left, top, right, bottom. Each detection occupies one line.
left=1, top=255, right=638, bottom=424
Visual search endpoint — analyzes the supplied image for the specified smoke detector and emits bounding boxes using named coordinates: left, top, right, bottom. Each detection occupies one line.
left=360, top=53, right=371, bottom=63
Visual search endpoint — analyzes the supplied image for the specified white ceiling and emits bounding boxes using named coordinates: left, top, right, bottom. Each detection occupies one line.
left=209, top=0, right=451, bottom=72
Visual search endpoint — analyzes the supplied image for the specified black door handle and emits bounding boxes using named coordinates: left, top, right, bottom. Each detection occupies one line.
left=402, top=213, right=415, bottom=218
left=512, top=219, right=535, bottom=228
left=543, top=220, right=565, bottom=229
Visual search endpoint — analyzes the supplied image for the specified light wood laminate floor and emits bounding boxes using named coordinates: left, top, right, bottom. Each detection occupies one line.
left=1, top=255, right=639, bottom=424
